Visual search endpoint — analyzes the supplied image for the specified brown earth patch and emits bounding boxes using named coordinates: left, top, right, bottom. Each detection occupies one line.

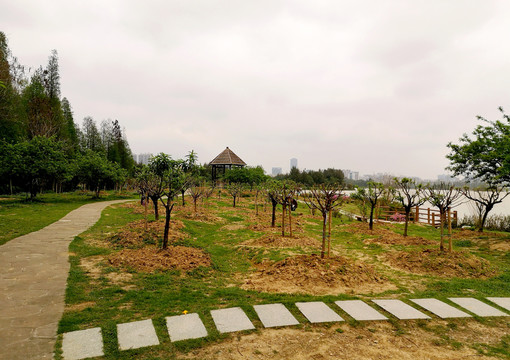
left=364, top=234, right=434, bottom=246
left=108, top=246, right=211, bottom=272
left=242, top=233, right=319, bottom=248
left=179, top=320, right=505, bottom=360
left=223, top=224, right=246, bottom=231
left=120, top=201, right=154, bottom=214
left=80, top=255, right=104, bottom=280
left=385, top=249, right=498, bottom=278
left=108, top=219, right=186, bottom=248
left=491, top=242, right=510, bottom=251
left=65, top=301, right=96, bottom=312
left=453, top=229, right=507, bottom=239
left=241, top=254, right=395, bottom=295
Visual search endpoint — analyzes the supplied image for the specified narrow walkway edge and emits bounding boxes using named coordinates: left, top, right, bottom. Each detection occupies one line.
left=0, top=200, right=131, bottom=360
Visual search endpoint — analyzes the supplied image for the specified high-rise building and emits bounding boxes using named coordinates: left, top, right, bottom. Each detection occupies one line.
left=290, top=158, right=298, bottom=169
left=272, top=167, right=283, bottom=176
left=136, top=153, right=153, bottom=165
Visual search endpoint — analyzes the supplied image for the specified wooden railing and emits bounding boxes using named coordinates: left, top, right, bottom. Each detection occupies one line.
left=377, top=206, right=457, bottom=227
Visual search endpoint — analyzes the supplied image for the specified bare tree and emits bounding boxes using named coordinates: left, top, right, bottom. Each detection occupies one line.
left=226, top=182, right=244, bottom=207
left=462, top=185, right=509, bottom=232
left=303, top=183, right=345, bottom=259
left=426, top=183, right=464, bottom=252
left=265, top=180, right=279, bottom=227
left=394, top=178, right=428, bottom=237
left=274, top=180, right=299, bottom=237
left=188, top=180, right=207, bottom=213
left=351, top=182, right=384, bottom=230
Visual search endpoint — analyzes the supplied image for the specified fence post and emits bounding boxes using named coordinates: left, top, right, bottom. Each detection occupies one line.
left=432, top=212, right=435, bottom=227
left=414, top=206, right=419, bottom=223
left=427, top=208, right=431, bottom=225
left=453, top=211, right=458, bottom=227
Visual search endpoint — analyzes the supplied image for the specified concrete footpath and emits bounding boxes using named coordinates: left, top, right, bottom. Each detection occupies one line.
left=0, top=200, right=130, bottom=360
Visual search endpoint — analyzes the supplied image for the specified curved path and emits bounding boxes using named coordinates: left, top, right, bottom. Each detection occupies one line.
left=0, top=200, right=131, bottom=360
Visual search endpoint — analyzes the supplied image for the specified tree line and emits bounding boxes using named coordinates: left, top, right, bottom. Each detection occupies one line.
left=0, top=32, right=134, bottom=198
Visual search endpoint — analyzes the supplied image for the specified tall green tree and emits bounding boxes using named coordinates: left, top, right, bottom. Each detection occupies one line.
left=447, top=107, right=510, bottom=185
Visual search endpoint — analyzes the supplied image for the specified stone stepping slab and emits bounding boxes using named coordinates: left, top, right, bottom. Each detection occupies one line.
left=449, top=297, right=509, bottom=317
left=211, top=307, right=255, bottom=333
left=410, top=298, right=471, bottom=319
left=372, top=299, right=430, bottom=320
left=253, top=303, right=300, bottom=328
left=295, top=302, right=344, bottom=323
left=166, top=313, right=208, bottom=342
left=62, top=327, right=104, bottom=360
left=117, top=319, right=160, bottom=351
left=486, top=297, right=510, bottom=312
left=335, top=300, right=388, bottom=321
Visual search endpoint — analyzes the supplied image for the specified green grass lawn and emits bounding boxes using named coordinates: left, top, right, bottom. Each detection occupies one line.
left=55, top=194, right=510, bottom=359
left=0, top=191, right=137, bottom=246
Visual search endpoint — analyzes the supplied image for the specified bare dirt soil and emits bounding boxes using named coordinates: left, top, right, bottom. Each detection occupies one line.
left=180, top=319, right=508, bottom=360
left=385, top=249, right=498, bottom=278
left=242, top=233, right=320, bottom=248
left=108, top=245, right=211, bottom=272
left=241, top=254, right=395, bottom=295
left=343, top=222, right=435, bottom=246
left=176, top=204, right=224, bottom=223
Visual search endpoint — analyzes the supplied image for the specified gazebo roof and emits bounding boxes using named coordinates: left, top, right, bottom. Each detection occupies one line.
left=210, top=147, right=247, bottom=166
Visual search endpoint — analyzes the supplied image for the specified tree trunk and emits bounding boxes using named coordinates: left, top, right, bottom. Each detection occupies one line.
left=479, top=205, right=493, bottom=232
left=288, top=204, right=293, bottom=237
left=162, top=203, right=174, bottom=249
left=439, top=209, right=445, bottom=251
left=369, top=204, right=375, bottom=230
left=233, top=195, right=236, bottom=207
left=404, top=209, right=410, bottom=237
left=271, top=200, right=277, bottom=227
left=144, top=195, right=148, bottom=231
left=193, top=198, right=198, bottom=213
left=448, top=208, right=453, bottom=252
left=281, top=203, right=286, bottom=237
left=151, top=195, right=159, bottom=220
left=181, top=189, right=185, bottom=206
left=321, top=212, right=327, bottom=259
left=328, top=209, right=332, bottom=258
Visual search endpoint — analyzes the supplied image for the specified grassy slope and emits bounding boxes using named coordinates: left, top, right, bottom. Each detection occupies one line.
left=55, top=196, right=510, bottom=359
left=0, top=192, right=137, bottom=246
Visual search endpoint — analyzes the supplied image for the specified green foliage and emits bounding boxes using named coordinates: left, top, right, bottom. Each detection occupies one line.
left=276, top=167, right=344, bottom=186
left=76, top=150, right=121, bottom=198
left=223, top=166, right=268, bottom=186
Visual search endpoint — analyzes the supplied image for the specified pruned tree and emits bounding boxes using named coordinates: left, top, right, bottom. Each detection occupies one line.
left=188, top=180, right=207, bottom=213
left=462, top=185, right=509, bottom=232
left=394, top=178, right=428, bottom=237
left=135, top=165, right=159, bottom=230
left=226, top=182, right=244, bottom=207
left=180, top=150, right=198, bottom=206
left=426, top=183, right=464, bottom=252
left=302, top=183, right=345, bottom=258
left=274, top=180, right=299, bottom=237
left=351, top=182, right=384, bottom=230
left=265, top=180, right=279, bottom=227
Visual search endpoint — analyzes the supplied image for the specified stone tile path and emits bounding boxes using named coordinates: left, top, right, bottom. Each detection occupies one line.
left=372, top=299, right=431, bottom=320
left=410, top=299, right=471, bottom=319
left=334, top=300, right=388, bottom=321
left=296, top=301, right=344, bottom=323
left=61, top=328, right=104, bottom=360
left=59, top=297, right=510, bottom=359
left=166, top=313, right=208, bottom=342
left=253, top=303, right=299, bottom=328
left=117, top=319, right=159, bottom=351
left=0, top=200, right=130, bottom=360
left=449, top=297, right=509, bottom=317
left=487, top=297, right=510, bottom=312
left=210, top=307, right=255, bottom=333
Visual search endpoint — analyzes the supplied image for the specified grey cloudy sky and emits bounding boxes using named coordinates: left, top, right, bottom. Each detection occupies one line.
left=2, top=1, right=510, bottom=179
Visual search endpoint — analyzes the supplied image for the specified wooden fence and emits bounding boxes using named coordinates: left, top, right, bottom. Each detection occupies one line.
left=377, top=206, right=457, bottom=227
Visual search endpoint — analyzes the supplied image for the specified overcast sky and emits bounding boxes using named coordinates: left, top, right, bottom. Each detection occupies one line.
left=2, top=1, right=510, bottom=179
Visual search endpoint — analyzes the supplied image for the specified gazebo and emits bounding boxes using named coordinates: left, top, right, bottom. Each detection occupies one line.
left=210, top=147, right=247, bottom=181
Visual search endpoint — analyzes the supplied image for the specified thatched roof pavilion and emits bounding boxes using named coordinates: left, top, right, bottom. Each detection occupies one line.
left=210, top=147, right=246, bottom=181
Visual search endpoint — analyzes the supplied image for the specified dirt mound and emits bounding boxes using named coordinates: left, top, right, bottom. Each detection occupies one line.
left=175, top=204, right=223, bottom=223
left=120, top=201, right=153, bottom=214
left=242, top=254, right=395, bottom=295
left=364, top=234, right=434, bottom=246
left=453, top=229, right=507, bottom=239
left=385, top=249, right=497, bottom=278
left=108, top=246, right=211, bottom=272
left=108, top=219, right=186, bottom=248
left=243, top=234, right=319, bottom=248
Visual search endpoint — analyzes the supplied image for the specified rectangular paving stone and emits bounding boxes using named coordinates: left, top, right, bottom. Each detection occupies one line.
left=486, top=297, right=510, bottom=312
left=211, top=307, right=255, bottom=333
left=253, top=303, right=300, bottom=328
left=295, top=302, right=344, bottom=323
left=410, top=298, right=471, bottom=318
left=62, top=327, right=104, bottom=360
left=449, top=297, right=509, bottom=317
left=166, top=313, right=208, bottom=342
left=372, top=299, right=431, bottom=320
left=334, top=300, right=388, bottom=321
left=117, top=319, right=160, bottom=351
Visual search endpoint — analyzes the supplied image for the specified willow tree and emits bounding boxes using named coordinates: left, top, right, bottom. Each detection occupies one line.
left=426, top=183, right=464, bottom=252
left=394, top=178, right=427, bottom=237
left=303, top=183, right=344, bottom=258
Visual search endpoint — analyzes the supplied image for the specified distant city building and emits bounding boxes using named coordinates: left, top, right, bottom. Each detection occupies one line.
left=342, top=169, right=359, bottom=181
left=437, top=174, right=457, bottom=182
left=272, top=167, right=283, bottom=176
left=135, top=153, right=153, bottom=165
left=290, top=158, right=298, bottom=169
